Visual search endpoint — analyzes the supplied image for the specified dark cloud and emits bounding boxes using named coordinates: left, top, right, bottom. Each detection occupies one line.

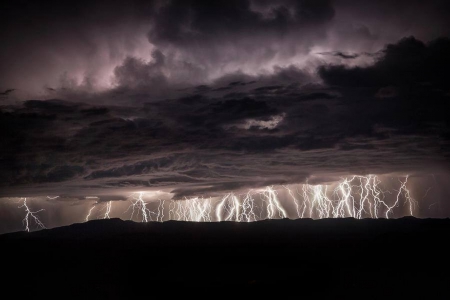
left=317, top=37, right=450, bottom=141
left=333, top=0, right=450, bottom=41
left=1, top=56, right=449, bottom=199
left=148, top=0, right=334, bottom=46
left=319, top=36, right=450, bottom=88
left=96, top=195, right=128, bottom=203
left=0, top=99, right=115, bottom=186
left=113, top=50, right=167, bottom=89
left=0, top=0, right=156, bottom=97
left=0, top=89, right=15, bottom=96
left=2, top=0, right=450, bottom=101
left=316, top=51, right=381, bottom=60
left=207, top=98, right=277, bottom=122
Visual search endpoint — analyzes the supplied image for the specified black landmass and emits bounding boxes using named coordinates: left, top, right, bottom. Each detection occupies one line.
left=2, top=217, right=450, bottom=299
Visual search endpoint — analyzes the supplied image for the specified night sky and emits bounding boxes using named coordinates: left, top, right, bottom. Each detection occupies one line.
left=1, top=0, right=450, bottom=234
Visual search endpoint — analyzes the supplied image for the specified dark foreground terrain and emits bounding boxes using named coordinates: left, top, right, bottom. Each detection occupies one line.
left=2, top=217, right=450, bottom=299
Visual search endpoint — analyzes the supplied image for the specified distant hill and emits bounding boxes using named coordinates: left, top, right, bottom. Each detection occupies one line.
left=2, top=217, right=450, bottom=299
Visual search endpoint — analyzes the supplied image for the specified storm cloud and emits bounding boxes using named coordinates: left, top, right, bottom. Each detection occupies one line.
left=2, top=34, right=450, bottom=200
left=0, top=0, right=449, bottom=214
left=2, top=0, right=449, bottom=100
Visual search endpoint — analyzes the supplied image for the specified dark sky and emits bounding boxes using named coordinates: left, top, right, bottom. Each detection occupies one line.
left=1, top=0, right=450, bottom=232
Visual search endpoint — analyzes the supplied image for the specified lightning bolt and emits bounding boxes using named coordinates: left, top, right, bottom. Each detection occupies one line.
left=125, top=192, right=155, bottom=222
left=156, top=199, right=165, bottom=222
left=18, top=198, right=46, bottom=232
left=103, top=201, right=112, bottom=219
left=216, top=193, right=242, bottom=221
left=259, top=186, right=288, bottom=219
left=239, top=191, right=258, bottom=222
left=381, top=176, right=416, bottom=218
left=284, top=185, right=305, bottom=218
left=168, top=197, right=212, bottom=222
left=85, top=206, right=95, bottom=222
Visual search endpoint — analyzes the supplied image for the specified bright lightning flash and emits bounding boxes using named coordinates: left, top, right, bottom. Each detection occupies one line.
left=122, top=175, right=417, bottom=223
left=18, top=198, right=46, bottom=232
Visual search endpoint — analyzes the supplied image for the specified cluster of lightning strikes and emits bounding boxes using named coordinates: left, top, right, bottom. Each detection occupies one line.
left=16, top=175, right=418, bottom=231
left=284, top=175, right=417, bottom=220
left=115, top=175, right=416, bottom=223
left=85, top=200, right=113, bottom=221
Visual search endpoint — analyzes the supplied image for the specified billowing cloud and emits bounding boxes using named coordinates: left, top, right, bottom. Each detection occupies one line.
left=2, top=0, right=450, bottom=100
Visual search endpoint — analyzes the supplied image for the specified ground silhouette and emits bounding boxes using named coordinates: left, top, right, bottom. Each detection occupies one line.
left=2, top=217, right=450, bottom=299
